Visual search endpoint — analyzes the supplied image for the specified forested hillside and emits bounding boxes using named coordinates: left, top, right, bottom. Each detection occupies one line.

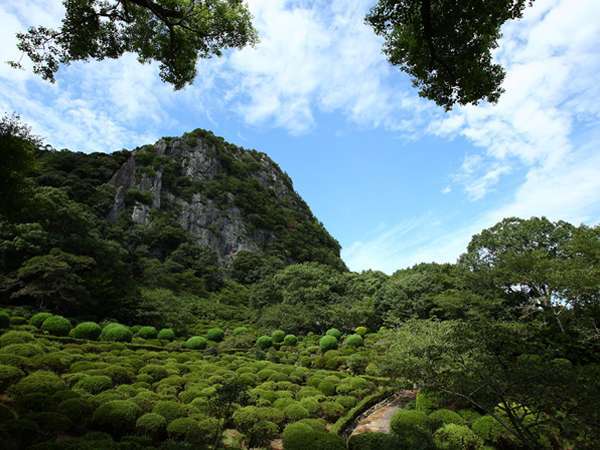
left=0, top=116, right=599, bottom=450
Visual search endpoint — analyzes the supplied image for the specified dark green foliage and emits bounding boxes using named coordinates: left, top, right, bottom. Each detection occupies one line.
left=152, top=401, right=188, bottom=423
left=70, top=321, right=102, bottom=340
left=256, top=336, right=273, bottom=350
left=74, top=375, right=113, bottom=394
left=390, top=409, right=431, bottom=438
left=58, top=397, right=94, bottom=423
left=136, top=413, right=167, bottom=439
left=92, top=400, right=142, bottom=435
left=348, top=432, right=403, bottom=450
left=282, top=422, right=346, bottom=450
left=206, top=327, right=224, bottom=342
left=157, top=328, right=176, bottom=341
left=429, top=409, right=466, bottom=430
left=183, top=336, right=207, bottom=350
left=433, top=423, right=484, bottom=450
left=30, top=312, right=53, bottom=329
left=272, top=329, right=286, bottom=344
left=41, top=315, right=72, bottom=336
left=0, top=364, right=24, bottom=390
left=283, top=334, right=298, bottom=346
left=319, top=335, right=338, bottom=352
left=8, top=370, right=66, bottom=400
left=471, top=415, right=505, bottom=445
left=0, top=330, right=34, bottom=346
left=100, top=323, right=133, bottom=342
left=416, top=390, right=442, bottom=414
left=0, top=312, right=8, bottom=329
left=366, top=0, right=531, bottom=110
left=135, top=326, right=158, bottom=339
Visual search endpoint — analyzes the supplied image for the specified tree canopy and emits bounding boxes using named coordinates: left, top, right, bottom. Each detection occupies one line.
left=12, top=0, right=258, bottom=89
left=366, top=0, right=532, bottom=110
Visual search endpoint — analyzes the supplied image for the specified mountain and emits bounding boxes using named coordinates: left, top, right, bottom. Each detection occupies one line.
left=107, top=129, right=344, bottom=269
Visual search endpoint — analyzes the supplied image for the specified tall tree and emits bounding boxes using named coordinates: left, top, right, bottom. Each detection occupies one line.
left=366, top=0, right=532, bottom=110
left=12, top=0, right=258, bottom=89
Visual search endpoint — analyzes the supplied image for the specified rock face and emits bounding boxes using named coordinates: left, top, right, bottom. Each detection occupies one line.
left=108, top=129, right=342, bottom=268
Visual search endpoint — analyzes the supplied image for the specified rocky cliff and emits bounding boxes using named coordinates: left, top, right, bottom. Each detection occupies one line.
left=107, top=129, right=343, bottom=268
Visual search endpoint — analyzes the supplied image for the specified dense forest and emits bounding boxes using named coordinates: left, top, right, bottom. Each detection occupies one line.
left=0, top=114, right=598, bottom=449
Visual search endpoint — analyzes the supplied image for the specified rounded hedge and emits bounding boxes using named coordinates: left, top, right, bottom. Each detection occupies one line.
left=167, top=417, right=205, bottom=443
left=256, top=335, right=273, bottom=350
left=283, top=334, right=298, bottom=346
left=30, top=312, right=53, bottom=329
left=136, top=413, right=167, bottom=439
left=344, top=334, right=364, bottom=347
left=58, top=397, right=94, bottom=422
left=284, top=404, right=309, bottom=422
left=135, top=326, right=158, bottom=339
left=92, top=400, right=142, bottom=435
left=0, top=364, right=24, bottom=391
left=152, top=401, right=188, bottom=423
left=100, top=323, right=133, bottom=342
left=325, top=328, right=342, bottom=339
left=433, top=423, right=484, bottom=450
left=74, top=375, right=113, bottom=394
left=272, top=330, right=286, bottom=344
left=390, top=409, right=431, bottom=438
left=206, top=327, right=224, bottom=342
left=355, top=326, right=368, bottom=336
left=183, top=336, right=207, bottom=350
left=0, top=330, right=34, bottom=347
left=8, top=370, right=66, bottom=401
left=471, top=415, right=505, bottom=444
left=157, top=328, right=176, bottom=341
left=319, top=335, right=338, bottom=352
left=429, top=409, right=466, bottom=430
left=416, top=390, right=442, bottom=414
left=348, top=432, right=403, bottom=450
left=282, top=422, right=345, bottom=450
left=71, top=322, right=102, bottom=340
left=0, top=312, right=9, bottom=329
left=41, top=315, right=72, bottom=336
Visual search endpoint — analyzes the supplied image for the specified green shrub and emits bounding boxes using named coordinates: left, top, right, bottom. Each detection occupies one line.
left=136, top=413, right=167, bottom=439
left=457, top=409, right=482, bottom=425
left=283, top=334, right=298, bottom=346
left=27, top=411, right=73, bottom=434
left=284, top=403, right=309, bottom=422
left=92, top=400, right=142, bottom=435
left=325, top=328, right=342, bottom=339
left=282, top=422, right=346, bottom=450
left=256, top=335, right=273, bottom=350
left=433, top=423, right=484, bottom=450
left=10, top=316, right=26, bottom=325
left=100, top=323, right=133, bottom=342
left=140, top=364, right=169, bottom=382
left=71, top=322, right=102, bottom=340
left=74, top=375, right=113, bottom=394
left=416, top=390, right=442, bottom=414
left=272, top=330, right=286, bottom=344
left=233, top=326, right=249, bottom=335
left=0, top=343, right=43, bottom=357
left=319, top=335, right=338, bottom=352
left=167, top=417, right=204, bottom=443
left=471, top=416, right=505, bottom=445
left=152, top=401, right=188, bottom=422
left=0, top=403, right=17, bottom=422
left=58, top=397, right=94, bottom=422
left=8, top=370, right=66, bottom=400
left=206, top=327, right=224, bottom=342
left=0, top=330, right=34, bottom=347
left=348, top=432, right=403, bottom=450
left=0, top=364, right=24, bottom=390
left=318, top=380, right=337, bottom=396
left=355, top=326, right=368, bottom=336
left=0, top=312, right=9, bottom=329
left=136, top=326, right=158, bottom=339
left=320, top=401, right=345, bottom=421
left=157, top=328, right=176, bottom=340
left=41, top=315, right=72, bottom=336
left=429, top=409, right=466, bottom=430
left=183, top=336, right=207, bottom=350
left=344, top=334, right=364, bottom=347
left=30, top=312, right=53, bottom=329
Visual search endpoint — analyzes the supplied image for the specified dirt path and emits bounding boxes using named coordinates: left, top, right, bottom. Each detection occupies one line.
left=348, top=390, right=416, bottom=437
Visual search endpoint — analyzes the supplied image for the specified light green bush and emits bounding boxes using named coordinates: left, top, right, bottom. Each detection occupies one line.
left=348, top=432, right=403, bottom=450
left=136, top=412, right=167, bottom=439
left=344, top=334, right=364, bottom=347
left=70, top=322, right=102, bottom=340
left=429, top=409, right=466, bottom=430
left=41, top=315, right=72, bottom=336
left=319, top=335, right=338, bottom=352
left=183, top=336, right=207, bottom=350
left=284, top=403, right=309, bottom=421
left=157, top=328, right=176, bottom=341
left=92, top=400, right=142, bottom=435
left=233, top=326, right=249, bottom=335
left=0, top=343, right=43, bottom=358
left=416, top=390, right=442, bottom=414
left=206, top=327, right=224, bottom=342
left=30, top=312, right=53, bottom=329
left=8, top=370, right=66, bottom=401
left=471, top=415, right=505, bottom=445
left=100, top=323, right=132, bottom=342
left=272, top=329, right=286, bottom=344
left=0, top=330, right=34, bottom=347
left=433, top=423, right=484, bottom=450
left=152, top=400, right=188, bottom=422
left=256, top=335, right=273, bottom=350
left=283, top=334, right=298, bottom=346
left=166, top=417, right=204, bottom=443
left=325, top=328, right=342, bottom=339
left=135, top=326, right=158, bottom=339
left=355, top=326, right=368, bottom=336
left=74, top=375, right=113, bottom=394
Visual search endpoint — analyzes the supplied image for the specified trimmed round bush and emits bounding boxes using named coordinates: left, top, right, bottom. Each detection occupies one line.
left=325, top=328, right=342, bottom=339
left=206, top=327, right=224, bottom=342
left=390, top=409, right=434, bottom=449
left=284, top=403, right=309, bottom=421
left=100, top=323, right=133, bottom=342
left=319, top=335, right=338, bottom=352
left=8, top=370, right=66, bottom=401
left=416, top=390, right=442, bottom=414
left=472, top=415, right=505, bottom=445
left=167, top=417, right=205, bottom=443
left=272, top=329, right=286, bottom=344
left=283, top=334, right=298, bottom=346
left=233, top=326, right=249, bottom=335
left=136, top=413, right=167, bottom=439
left=0, top=312, right=9, bottom=329
left=92, top=400, right=142, bottom=435
left=348, top=432, right=403, bottom=450
left=41, top=315, right=71, bottom=336
left=256, top=335, right=273, bottom=350
left=157, top=328, right=176, bottom=340
left=429, top=409, right=466, bottom=430
left=135, top=326, right=158, bottom=339
left=71, top=322, right=102, bottom=340
left=0, top=343, right=42, bottom=358
left=152, top=401, right=188, bottom=423
left=183, top=336, right=208, bottom=350
left=0, top=364, right=24, bottom=390
left=355, top=326, right=368, bottom=336
left=74, top=375, right=113, bottom=394
left=58, top=397, right=94, bottom=422
left=344, top=334, right=364, bottom=347
left=0, top=330, right=35, bottom=347
left=433, top=423, right=484, bottom=450
left=282, top=422, right=346, bottom=450
left=30, top=312, right=53, bottom=329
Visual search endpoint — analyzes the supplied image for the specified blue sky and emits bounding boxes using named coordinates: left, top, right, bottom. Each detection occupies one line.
left=1, top=0, right=600, bottom=273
